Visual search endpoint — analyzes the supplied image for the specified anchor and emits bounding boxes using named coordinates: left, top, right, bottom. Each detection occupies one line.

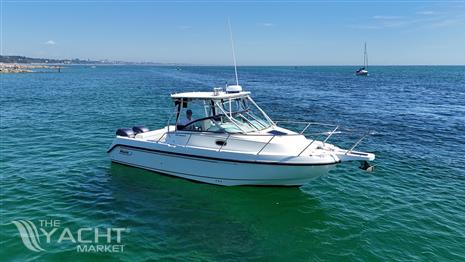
left=359, top=161, right=375, bottom=172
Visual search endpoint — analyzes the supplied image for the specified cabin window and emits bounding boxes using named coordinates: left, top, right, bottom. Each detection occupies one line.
left=172, top=96, right=273, bottom=133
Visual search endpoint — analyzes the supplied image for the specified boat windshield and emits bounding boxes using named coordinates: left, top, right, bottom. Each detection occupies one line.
left=176, top=96, right=273, bottom=134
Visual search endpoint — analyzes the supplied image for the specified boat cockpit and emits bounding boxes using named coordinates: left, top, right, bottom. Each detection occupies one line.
left=171, top=87, right=275, bottom=135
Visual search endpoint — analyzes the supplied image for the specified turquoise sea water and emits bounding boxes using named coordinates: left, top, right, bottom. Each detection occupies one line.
left=1, top=66, right=464, bottom=261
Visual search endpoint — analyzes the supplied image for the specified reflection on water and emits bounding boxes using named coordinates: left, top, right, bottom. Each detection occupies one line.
left=109, top=163, right=327, bottom=260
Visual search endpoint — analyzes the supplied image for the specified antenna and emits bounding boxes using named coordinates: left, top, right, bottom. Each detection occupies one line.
left=228, top=18, right=239, bottom=86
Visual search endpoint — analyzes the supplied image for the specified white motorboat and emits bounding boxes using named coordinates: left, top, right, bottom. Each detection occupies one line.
left=108, top=85, right=375, bottom=186
left=356, top=42, right=369, bottom=76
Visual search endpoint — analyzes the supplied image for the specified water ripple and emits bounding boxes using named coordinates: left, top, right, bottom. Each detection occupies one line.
left=1, top=66, right=464, bottom=261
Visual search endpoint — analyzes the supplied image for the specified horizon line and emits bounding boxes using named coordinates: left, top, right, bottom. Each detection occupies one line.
left=1, top=55, right=464, bottom=67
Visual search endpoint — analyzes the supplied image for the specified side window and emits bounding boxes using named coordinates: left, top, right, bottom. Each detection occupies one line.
left=177, top=100, right=208, bottom=126
left=182, top=118, right=223, bottom=133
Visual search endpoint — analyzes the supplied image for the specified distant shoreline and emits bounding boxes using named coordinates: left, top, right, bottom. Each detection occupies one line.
left=1, top=61, right=463, bottom=74
left=0, top=63, right=63, bottom=74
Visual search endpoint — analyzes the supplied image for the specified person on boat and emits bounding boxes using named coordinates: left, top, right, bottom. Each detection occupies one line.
left=179, top=109, right=195, bottom=130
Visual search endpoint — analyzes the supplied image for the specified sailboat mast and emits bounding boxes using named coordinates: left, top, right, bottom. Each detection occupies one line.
left=364, top=42, right=368, bottom=70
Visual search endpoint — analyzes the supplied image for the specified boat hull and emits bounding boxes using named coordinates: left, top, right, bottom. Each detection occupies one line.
left=108, top=145, right=336, bottom=186
left=356, top=70, right=368, bottom=76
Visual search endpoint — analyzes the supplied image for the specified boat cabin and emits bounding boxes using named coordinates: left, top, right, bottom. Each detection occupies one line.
left=170, top=86, right=275, bottom=134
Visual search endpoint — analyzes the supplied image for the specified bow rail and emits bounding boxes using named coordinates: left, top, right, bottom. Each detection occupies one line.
left=150, top=120, right=372, bottom=157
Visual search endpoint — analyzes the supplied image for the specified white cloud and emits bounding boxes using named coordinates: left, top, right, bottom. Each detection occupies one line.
left=429, top=18, right=465, bottom=28
left=417, top=11, right=435, bottom=15
left=258, top=22, right=274, bottom=27
left=346, top=24, right=380, bottom=30
left=44, top=40, right=56, bottom=45
left=373, top=15, right=402, bottom=20
left=350, top=10, right=465, bottom=30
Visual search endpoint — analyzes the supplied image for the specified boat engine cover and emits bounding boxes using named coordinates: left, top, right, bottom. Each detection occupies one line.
left=132, top=126, right=149, bottom=134
left=116, top=128, right=135, bottom=138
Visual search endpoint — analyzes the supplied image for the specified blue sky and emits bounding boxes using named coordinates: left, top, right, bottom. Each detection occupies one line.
left=2, top=0, right=465, bottom=65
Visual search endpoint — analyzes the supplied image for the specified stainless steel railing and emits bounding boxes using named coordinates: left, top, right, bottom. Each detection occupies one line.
left=153, top=121, right=372, bottom=157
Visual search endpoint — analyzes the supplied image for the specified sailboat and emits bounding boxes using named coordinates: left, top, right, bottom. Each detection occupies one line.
left=356, top=42, right=369, bottom=76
